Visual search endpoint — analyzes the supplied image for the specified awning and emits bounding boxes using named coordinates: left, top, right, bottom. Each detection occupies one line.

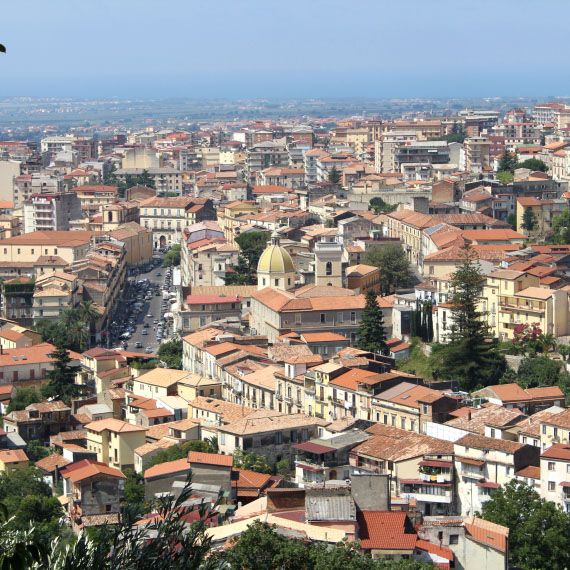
left=296, top=462, right=323, bottom=473
left=293, top=441, right=335, bottom=454
left=560, top=481, right=570, bottom=487
left=400, top=479, right=451, bottom=487
left=457, top=457, right=485, bottom=467
left=419, top=460, right=453, bottom=468
left=476, top=481, right=500, bottom=489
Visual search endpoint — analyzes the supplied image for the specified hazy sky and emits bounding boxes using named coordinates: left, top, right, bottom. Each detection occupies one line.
left=1, top=0, right=570, bottom=98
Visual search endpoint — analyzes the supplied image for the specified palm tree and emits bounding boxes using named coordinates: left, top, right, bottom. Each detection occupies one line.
left=78, top=300, right=100, bottom=325
left=0, top=503, right=42, bottom=569
left=68, top=321, right=89, bottom=352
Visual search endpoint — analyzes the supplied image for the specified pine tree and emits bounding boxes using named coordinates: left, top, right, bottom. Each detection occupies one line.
left=522, top=207, right=537, bottom=233
left=356, top=290, right=388, bottom=355
left=426, top=302, right=434, bottom=343
left=42, top=347, right=82, bottom=403
left=328, top=166, right=341, bottom=185
left=498, top=151, right=518, bottom=173
left=439, top=247, right=506, bottom=390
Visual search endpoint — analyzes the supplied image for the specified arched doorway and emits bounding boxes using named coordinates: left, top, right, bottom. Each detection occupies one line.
left=159, top=235, right=167, bottom=249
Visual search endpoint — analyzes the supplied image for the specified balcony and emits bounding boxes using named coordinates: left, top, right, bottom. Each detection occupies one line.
left=400, top=482, right=453, bottom=504
left=304, top=387, right=316, bottom=397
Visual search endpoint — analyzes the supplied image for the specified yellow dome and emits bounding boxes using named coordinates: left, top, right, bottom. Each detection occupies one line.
left=257, top=244, right=295, bottom=274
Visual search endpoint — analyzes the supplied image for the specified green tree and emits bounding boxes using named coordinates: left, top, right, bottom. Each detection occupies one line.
left=496, top=170, right=514, bottom=185
left=439, top=247, right=506, bottom=390
left=363, top=244, right=413, bottom=294
left=369, top=197, right=397, bottom=214
left=518, top=158, right=548, bottom=172
left=156, top=339, right=183, bottom=369
left=138, top=169, right=156, bottom=189
left=0, top=503, right=43, bottom=570
left=506, top=213, right=517, bottom=229
left=25, top=440, right=50, bottom=462
left=498, top=151, right=518, bottom=173
left=226, top=231, right=270, bottom=285
left=123, top=468, right=145, bottom=518
left=233, top=449, right=272, bottom=474
left=521, top=207, right=537, bottom=232
left=357, top=290, right=388, bottom=355
left=480, top=480, right=570, bottom=570
left=162, top=244, right=181, bottom=267
left=328, top=166, right=341, bottom=185
left=516, top=355, right=567, bottom=388
left=6, top=388, right=41, bottom=413
left=146, top=440, right=215, bottom=469
left=550, top=209, right=570, bottom=244
left=41, top=347, right=82, bottom=404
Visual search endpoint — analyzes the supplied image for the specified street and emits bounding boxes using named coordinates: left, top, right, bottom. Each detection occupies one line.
left=108, top=260, right=175, bottom=355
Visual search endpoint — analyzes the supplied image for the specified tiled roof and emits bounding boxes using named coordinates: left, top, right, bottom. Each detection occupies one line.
left=218, top=410, right=327, bottom=436
left=455, top=433, right=525, bottom=454
left=35, top=454, right=71, bottom=472
left=62, top=461, right=125, bottom=483
left=445, top=404, right=526, bottom=434
left=189, top=396, right=256, bottom=424
left=0, top=449, right=28, bottom=463
left=137, top=368, right=189, bottom=388
left=541, top=444, right=570, bottom=461
left=144, top=457, right=190, bottom=480
left=464, top=516, right=508, bottom=553
left=355, top=424, right=453, bottom=461
left=85, top=419, right=147, bottom=434
left=357, top=511, right=417, bottom=550
left=188, top=451, right=233, bottom=467
left=516, top=465, right=540, bottom=479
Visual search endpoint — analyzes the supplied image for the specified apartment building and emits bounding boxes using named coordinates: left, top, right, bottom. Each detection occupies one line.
left=541, top=444, right=570, bottom=513
left=464, top=137, right=492, bottom=173
left=72, top=185, right=118, bottom=216
left=245, top=141, right=289, bottom=179
left=13, top=174, right=63, bottom=207
left=3, top=400, right=73, bottom=442
left=32, top=272, right=81, bottom=323
left=257, top=167, right=305, bottom=189
left=180, top=239, right=238, bottom=288
left=491, top=286, right=568, bottom=341
left=85, top=419, right=147, bottom=471
left=374, top=131, right=417, bottom=173
left=116, top=167, right=182, bottom=194
left=23, top=192, right=83, bottom=233
left=454, top=434, right=539, bottom=516
left=176, top=294, right=242, bottom=332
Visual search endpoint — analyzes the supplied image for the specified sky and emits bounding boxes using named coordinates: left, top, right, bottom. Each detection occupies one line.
left=1, top=0, right=570, bottom=99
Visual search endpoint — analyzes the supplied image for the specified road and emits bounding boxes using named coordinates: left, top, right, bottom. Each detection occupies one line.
left=108, top=262, right=175, bottom=355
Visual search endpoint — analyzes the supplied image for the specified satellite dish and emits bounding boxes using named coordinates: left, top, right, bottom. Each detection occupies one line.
left=0, top=45, right=5, bottom=54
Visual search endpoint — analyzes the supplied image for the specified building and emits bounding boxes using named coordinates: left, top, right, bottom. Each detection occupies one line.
left=85, top=419, right=147, bottom=471
left=61, top=460, right=125, bottom=530
left=250, top=285, right=366, bottom=343
left=3, top=401, right=72, bottom=442
left=256, top=231, right=296, bottom=292
left=540, top=444, right=570, bottom=513
left=0, top=449, right=29, bottom=473
left=32, top=272, right=81, bottom=323
left=115, top=167, right=182, bottom=194
left=23, top=192, right=83, bottom=233
left=516, top=197, right=566, bottom=240
left=464, top=137, right=492, bottom=173
left=139, top=196, right=216, bottom=249
left=176, top=294, right=242, bottom=332
left=454, top=433, right=539, bottom=516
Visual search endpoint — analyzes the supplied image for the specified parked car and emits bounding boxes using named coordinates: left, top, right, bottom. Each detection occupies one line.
left=135, top=341, right=143, bottom=348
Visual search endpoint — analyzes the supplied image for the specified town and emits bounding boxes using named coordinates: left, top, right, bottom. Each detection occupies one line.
left=0, top=98, right=569, bottom=569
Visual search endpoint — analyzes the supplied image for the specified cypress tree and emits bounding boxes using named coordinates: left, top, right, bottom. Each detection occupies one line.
left=426, top=302, right=434, bottom=343
left=357, top=290, right=388, bottom=355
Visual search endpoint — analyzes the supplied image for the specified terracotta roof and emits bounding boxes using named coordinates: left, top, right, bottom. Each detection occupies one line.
left=516, top=465, right=540, bottom=479
left=464, top=516, right=508, bottom=553
left=455, top=433, right=525, bottom=454
left=144, top=457, right=190, bottom=479
left=357, top=511, right=417, bottom=551
left=445, top=404, right=526, bottom=434
left=218, top=410, right=326, bottom=436
left=0, top=449, right=28, bottom=463
left=189, top=396, right=256, bottom=424
left=474, top=383, right=564, bottom=403
left=0, top=343, right=80, bottom=368
left=85, top=418, right=147, bottom=434
left=35, top=454, right=71, bottom=472
left=355, top=424, right=453, bottom=462
left=188, top=451, right=233, bottom=467
left=62, top=461, right=124, bottom=483
left=541, top=444, right=570, bottom=461
left=137, top=368, right=189, bottom=388
left=300, top=332, right=348, bottom=343
left=415, top=539, right=454, bottom=561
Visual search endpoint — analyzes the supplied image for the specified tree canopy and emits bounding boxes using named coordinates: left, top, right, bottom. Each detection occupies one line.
left=518, top=157, right=548, bottom=172
left=146, top=440, right=216, bottom=469
left=369, top=197, right=398, bottom=214
left=357, top=290, right=388, bottom=355
left=156, top=339, right=183, bottom=369
left=480, top=480, right=570, bottom=570
left=521, top=207, right=537, bottom=232
left=41, top=346, right=83, bottom=404
left=363, top=244, right=413, bottom=294
left=550, top=210, right=570, bottom=244
left=438, top=247, right=506, bottom=390
left=226, top=231, right=270, bottom=285
left=162, top=244, right=181, bottom=267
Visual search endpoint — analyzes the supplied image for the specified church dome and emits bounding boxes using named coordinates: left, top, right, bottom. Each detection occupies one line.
left=257, top=232, right=295, bottom=274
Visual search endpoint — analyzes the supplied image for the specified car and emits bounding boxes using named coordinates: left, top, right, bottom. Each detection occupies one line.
left=156, top=272, right=162, bottom=276
left=145, top=347, right=153, bottom=354
left=135, top=341, right=143, bottom=348
left=142, top=329, right=148, bottom=335
left=155, top=292, right=161, bottom=296
left=120, top=332, right=131, bottom=340
left=143, top=323, right=150, bottom=328
left=147, top=313, right=153, bottom=318
left=153, top=319, right=159, bottom=324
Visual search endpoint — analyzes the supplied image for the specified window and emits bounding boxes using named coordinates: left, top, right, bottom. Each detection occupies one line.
left=548, top=462, right=555, bottom=471
left=325, top=261, right=332, bottom=276
left=542, top=425, right=547, bottom=435
left=383, top=414, right=388, bottom=424
left=274, top=279, right=279, bottom=286
left=490, top=428, right=496, bottom=438
left=400, top=417, right=406, bottom=429
left=337, top=312, right=344, bottom=323
left=275, top=431, right=283, bottom=444
left=548, top=481, right=556, bottom=491
left=567, top=464, right=570, bottom=474
left=320, top=313, right=326, bottom=323
left=350, top=312, right=356, bottom=324
left=449, top=535, right=459, bottom=545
